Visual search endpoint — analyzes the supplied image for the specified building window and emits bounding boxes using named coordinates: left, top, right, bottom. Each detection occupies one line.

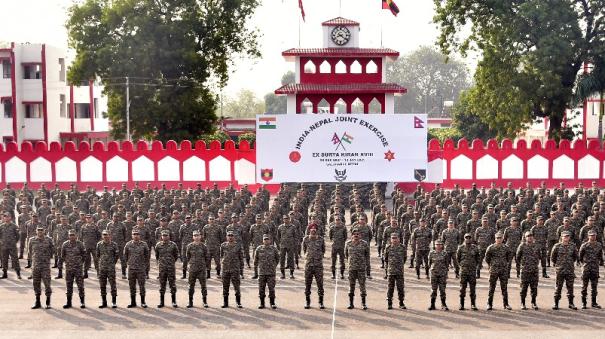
left=75, top=103, right=90, bottom=118
left=2, top=61, right=10, bottom=79
left=94, top=98, right=99, bottom=118
left=23, top=64, right=41, bottom=79
left=3, top=100, right=12, bottom=118
left=60, top=94, right=66, bottom=118
left=24, top=103, right=43, bottom=118
left=59, top=58, right=65, bottom=82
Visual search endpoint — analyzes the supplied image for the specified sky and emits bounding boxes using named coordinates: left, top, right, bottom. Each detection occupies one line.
left=0, top=0, right=443, bottom=99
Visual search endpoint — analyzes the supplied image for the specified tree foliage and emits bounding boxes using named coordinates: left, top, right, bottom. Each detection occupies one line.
left=386, top=46, right=471, bottom=115
left=434, top=0, right=605, bottom=140
left=221, top=89, right=265, bottom=118
left=452, top=89, right=500, bottom=141
left=574, top=55, right=605, bottom=139
left=264, top=71, right=295, bottom=114
left=67, top=0, right=261, bottom=142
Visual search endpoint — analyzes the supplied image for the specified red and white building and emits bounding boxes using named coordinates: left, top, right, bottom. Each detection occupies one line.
left=0, top=42, right=109, bottom=146
left=275, top=17, right=407, bottom=114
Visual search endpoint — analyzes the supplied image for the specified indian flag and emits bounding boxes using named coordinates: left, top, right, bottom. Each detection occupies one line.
left=259, top=117, right=277, bottom=129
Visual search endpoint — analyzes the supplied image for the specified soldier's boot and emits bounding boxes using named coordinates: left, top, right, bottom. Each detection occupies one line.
left=486, top=296, right=493, bottom=311
left=258, top=296, right=266, bottom=309
left=476, top=269, right=480, bottom=279
left=99, top=295, right=107, bottom=309
left=111, top=295, right=117, bottom=308
left=45, top=295, right=51, bottom=309
left=171, top=293, right=178, bottom=308
left=552, top=296, right=559, bottom=310
left=252, top=268, right=258, bottom=280
left=52, top=258, right=58, bottom=268
left=416, top=267, right=421, bottom=279
left=25, top=259, right=31, bottom=268
left=127, top=294, right=137, bottom=308
left=459, top=297, right=465, bottom=311
left=516, top=270, right=520, bottom=279
left=32, top=295, right=42, bottom=309
left=582, top=296, right=588, bottom=309
left=54, top=268, right=62, bottom=279
left=187, top=289, right=194, bottom=308
left=503, top=295, right=512, bottom=310
left=568, top=297, right=578, bottom=310
left=428, top=297, right=436, bottom=310
left=362, top=296, right=368, bottom=310
left=202, top=294, right=208, bottom=308
left=331, top=269, right=336, bottom=280
left=289, top=269, right=295, bottom=279
left=216, top=268, right=221, bottom=278
left=399, top=297, right=406, bottom=310
left=521, top=297, right=527, bottom=310
left=80, top=295, right=86, bottom=309
left=121, top=267, right=127, bottom=279
left=0, top=270, right=7, bottom=279
left=347, top=295, right=355, bottom=309
left=206, top=269, right=211, bottom=279
left=280, top=269, right=286, bottom=280
left=63, top=295, right=72, bottom=309
left=340, top=267, right=345, bottom=279
left=181, top=268, right=187, bottom=279
left=425, top=267, right=430, bottom=279
left=441, top=297, right=449, bottom=311
left=236, top=294, right=242, bottom=308
left=157, top=293, right=165, bottom=308
left=83, top=271, right=88, bottom=279
left=531, top=295, right=538, bottom=310
left=16, top=269, right=21, bottom=279
left=295, top=258, right=299, bottom=269
left=387, top=299, right=393, bottom=310
left=141, top=295, right=148, bottom=308
left=304, top=295, right=311, bottom=309
left=270, top=296, right=277, bottom=309
left=221, top=295, right=229, bottom=308
left=246, top=258, right=251, bottom=269
left=380, top=257, right=385, bottom=269
left=592, top=295, right=602, bottom=309
left=471, top=296, right=478, bottom=311
left=319, top=295, right=326, bottom=309
left=542, top=267, right=549, bottom=278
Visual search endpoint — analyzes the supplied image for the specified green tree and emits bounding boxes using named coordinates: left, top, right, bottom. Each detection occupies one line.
left=221, top=89, right=265, bottom=118
left=264, top=71, right=295, bottom=114
left=386, top=46, right=471, bottom=115
left=434, top=0, right=605, bottom=140
left=574, top=56, right=605, bottom=139
left=67, top=0, right=261, bottom=142
left=452, top=89, right=499, bottom=141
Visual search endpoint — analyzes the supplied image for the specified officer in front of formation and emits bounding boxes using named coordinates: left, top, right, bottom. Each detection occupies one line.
left=0, top=212, right=21, bottom=279
left=124, top=229, right=150, bottom=308
left=303, top=226, right=325, bottom=309
left=551, top=231, right=578, bottom=310
left=428, top=240, right=449, bottom=311
left=155, top=230, right=179, bottom=308
left=96, top=229, right=119, bottom=308
left=221, top=230, right=244, bottom=308
left=61, top=229, right=86, bottom=309
left=345, top=228, right=370, bottom=310
left=186, top=230, right=209, bottom=308
left=457, top=233, right=480, bottom=311
left=29, top=225, right=54, bottom=309
left=485, top=232, right=512, bottom=310
left=579, top=230, right=603, bottom=309
left=254, top=233, right=279, bottom=309
left=516, top=231, right=540, bottom=310
left=384, top=232, right=406, bottom=310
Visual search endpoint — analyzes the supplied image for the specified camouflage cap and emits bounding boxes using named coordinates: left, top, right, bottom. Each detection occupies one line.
left=495, top=232, right=504, bottom=238
left=561, top=231, right=571, bottom=237
left=256, top=214, right=262, bottom=219
left=231, top=213, right=238, bottom=218
left=137, top=216, right=144, bottom=221
left=31, top=212, right=39, bottom=217
left=226, top=231, right=234, bottom=236
left=160, top=217, right=168, bottom=222
left=351, top=228, right=360, bottom=234
left=524, top=231, right=533, bottom=237
left=68, top=229, right=76, bottom=235
left=101, top=230, right=109, bottom=235
left=588, top=230, right=597, bottom=236
left=161, top=230, right=170, bottom=236
left=132, top=229, right=140, bottom=235
left=192, top=230, right=201, bottom=236
left=511, top=217, right=519, bottom=222
left=435, top=240, right=444, bottom=245
left=262, top=234, right=271, bottom=240
left=464, top=233, right=472, bottom=238
left=36, top=225, right=45, bottom=230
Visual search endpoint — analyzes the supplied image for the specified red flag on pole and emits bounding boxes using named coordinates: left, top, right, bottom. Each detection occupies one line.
left=382, top=0, right=400, bottom=16
left=299, top=0, right=306, bottom=21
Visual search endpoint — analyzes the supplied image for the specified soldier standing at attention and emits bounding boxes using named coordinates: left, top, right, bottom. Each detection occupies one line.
left=79, top=215, right=100, bottom=279
left=155, top=230, right=179, bottom=308
left=96, top=230, right=119, bottom=308
left=353, top=215, right=373, bottom=279
left=125, top=229, right=150, bottom=308
left=516, top=232, right=540, bottom=310
left=179, top=215, right=197, bottom=279
left=254, top=234, right=280, bottom=309
left=61, top=230, right=86, bottom=309
left=551, top=231, right=578, bottom=310
left=186, top=230, right=209, bottom=308
left=105, top=214, right=127, bottom=279
left=328, top=215, right=347, bottom=280
left=249, top=214, right=268, bottom=279
left=412, top=219, right=432, bottom=279
left=474, top=216, right=495, bottom=278
left=203, top=215, right=223, bottom=278
left=29, top=226, right=54, bottom=309
left=428, top=240, right=449, bottom=311
left=52, top=216, right=70, bottom=279
left=503, top=217, right=523, bottom=278
left=0, top=212, right=21, bottom=279
left=345, top=228, right=370, bottom=310
left=579, top=230, right=603, bottom=309
left=457, top=233, right=480, bottom=310
left=384, top=233, right=407, bottom=309
left=24, top=213, right=43, bottom=269
left=440, top=218, right=461, bottom=278
left=530, top=216, right=550, bottom=278
left=220, top=231, right=244, bottom=308
left=485, top=232, right=512, bottom=310
left=303, top=227, right=326, bottom=309
left=277, top=215, right=298, bottom=279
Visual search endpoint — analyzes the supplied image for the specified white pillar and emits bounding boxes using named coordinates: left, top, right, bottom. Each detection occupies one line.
left=385, top=94, right=394, bottom=114
left=287, top=95, right=296, bottom=114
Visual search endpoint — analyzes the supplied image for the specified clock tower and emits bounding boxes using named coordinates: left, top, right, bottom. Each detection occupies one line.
left=275, top=17, right=407, bottom=114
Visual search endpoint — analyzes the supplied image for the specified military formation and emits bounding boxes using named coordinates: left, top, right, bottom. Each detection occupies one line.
left=1, top=180, right=605, bottom=312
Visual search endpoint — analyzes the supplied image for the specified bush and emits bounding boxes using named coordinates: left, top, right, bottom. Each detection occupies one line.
left=428, top=128, right=462, bottom=143
left=200, top=130, right=230, bottom=145
left=238, top=132, right=256, bottom=145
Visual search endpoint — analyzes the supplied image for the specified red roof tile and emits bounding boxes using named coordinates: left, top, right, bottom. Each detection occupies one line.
left=282, top=48, right=399, bottom=58
left=275, top=83, right=407, bottom=95
left=322, top=17, right=360, bottom=26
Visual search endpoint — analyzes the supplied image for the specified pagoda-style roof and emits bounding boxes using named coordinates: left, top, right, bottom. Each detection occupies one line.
left=322, top=17, right=360, bottom=26
left=282, top=48, right=399, bottom=59
left=275, top=83, right=407, bottom=95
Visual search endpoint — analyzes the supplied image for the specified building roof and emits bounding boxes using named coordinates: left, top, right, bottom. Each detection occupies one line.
left=275, top=83, right=407, bottom=95
left=322, top=17, right=360, bottom=26
left=283, top=48, right=399, bottom=58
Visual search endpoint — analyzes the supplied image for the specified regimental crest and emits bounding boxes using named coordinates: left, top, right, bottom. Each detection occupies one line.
left=261, top=169, right=273, bottom=182
left=414, top=169, right=426, bottom=182
left=334, top=168, right=347, bottom=182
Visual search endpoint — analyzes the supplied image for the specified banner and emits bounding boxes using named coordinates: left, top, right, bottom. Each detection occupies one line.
left=256, top=114, right=427, bottom=183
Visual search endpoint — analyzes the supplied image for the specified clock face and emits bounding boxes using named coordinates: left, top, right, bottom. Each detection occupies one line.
left=331, top=26, right=351, bottom=46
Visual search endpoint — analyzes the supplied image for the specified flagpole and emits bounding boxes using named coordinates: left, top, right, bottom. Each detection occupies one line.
left=298, top=13, right=301, bottom=47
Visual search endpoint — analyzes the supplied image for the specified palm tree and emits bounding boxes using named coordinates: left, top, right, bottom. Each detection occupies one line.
left=574, top=56, right=605, bottom=140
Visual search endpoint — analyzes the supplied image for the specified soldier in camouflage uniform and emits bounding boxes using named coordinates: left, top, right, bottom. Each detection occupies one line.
left=329, top=214, right=347, bottom=280
left=412, top=219, right=431, bottom=279
left=485, top=232, right=512, bottom=310
left=79, top=215, right=100, bottom=278
left=474, top=216, right=495, bottom=278
left=203, top=215, right=223, bottom=278
left=155, top=230, right=179, bottom=308
left=353, top=215, right=373, bottom=279
left=303, top=227, right=325, bottom=309
left=530, top=216, right=550, bottom=278
left=457, top=233, right=480, bottom=310
left=29, top=226, right=54, bottom=309
left=277, top=215, right=298, bottom=279
left=125, top=229, right=150, bottom=308
left=249, top=214, right=268, bottom=279
left=24, top=213, right=42, bottom=269
left=254, top=234, right=279, bottom=309
left=384, top=233, right=407, bottom=309
left=503, top=217, right=522, bottom=278
left=186, top=230, right=209, bottom=308
left=579, top=230, right=602, bottom=309
left=105, top=213, right=127, bottom=279
left=516, top=232, right=540, bottom=310
left=0, top=212, right=21, bottom=279
left=52, top=216, right=70, bottom=279
left=551, top=231, right=578, bottom=310
left=440, top=218, right=460, bottom=278
left=96, top=229, right=119, bottom=308
left=61, top=230, right=86, bottom=309
left=220, top=231, right=244, bottom=308
left=179, top=215, right=197, bottom=279
left=345, top=229, right=370, bottom=310
left=428, top=240, right=449, bottom=311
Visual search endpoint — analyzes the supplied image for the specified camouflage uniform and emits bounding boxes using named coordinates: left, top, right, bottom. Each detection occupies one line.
left=203, top=222, right=223, bottom=276
left=354, top=224, right=373, bottom=277
left=0, top=222, right=20, bottom=276
left=531, top=224, right=549, bottom=274
left=440, top=227, right=461, bottom=276
left=384, top=242, right=406, bottom=305
left=105, top=221, right=127, bottom=275
left=503, top=226, right=522, bottom=277
left=277, top=222, right=298, bottom=273
left=429, top=249, right=448, bottom=305
left=412, top=226, right=432, bottom=277
left=474, top=226, right=495, bottom=276
left=79, top=223, right=100, bottom=274
left=249, top=221, right=269, bottom=277
left=254, top=243, right=279, bottom=303
left=179, top=221, right=198, bottom=276
left=96, top=240, right=119, bottom=299
left=551, top=241, right=578, bottom=306
left=52, top=223, right=70, bottom=273
left=155, top=240, right=179, bottom=296
left=302, top=235, right=325, bottom=301
left=457, top=242, right=480, bottom=308
left=516, top=242, right=540, bottom=306
left=124, top=240, right=150, bottom=299
left=29, top=235, right=54, bottom=298
left=186, top=241, right=209, bottom=303
left=579, top=240, right=602, bottom=307
left=220, top=241, right=244, bottom=304
left=328, top=222, right=347, bottom=277
left=61, top=239, right=86, bottom=300
left=345, top=240, right=370, bottom=301
left=485, top=243, right=512, bottom=307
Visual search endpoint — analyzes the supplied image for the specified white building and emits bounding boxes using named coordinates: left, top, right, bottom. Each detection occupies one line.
left=0, top=42, right=109, bottom=145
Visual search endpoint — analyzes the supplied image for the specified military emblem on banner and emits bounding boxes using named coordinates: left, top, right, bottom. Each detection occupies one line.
left=334, top=168, right=347, bottom=182
left=261, top=169, right=273, bottom=181
left=414, top=169, right=426, bottom=182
